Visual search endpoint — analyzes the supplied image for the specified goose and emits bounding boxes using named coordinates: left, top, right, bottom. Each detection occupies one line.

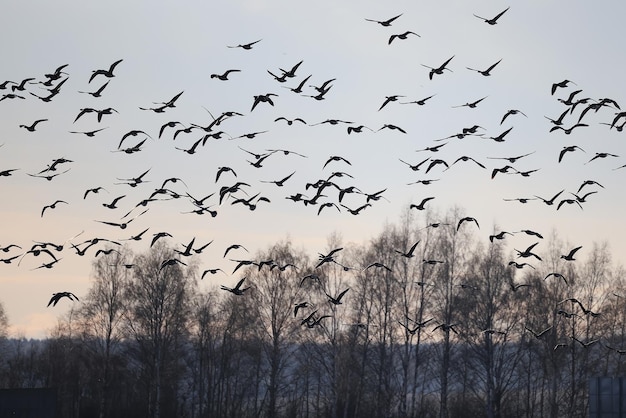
left=47, top=292, right=79, bottom=307
left=473, top=7, right=510, bottom=25
left=89, top=59, right=123, bottom=83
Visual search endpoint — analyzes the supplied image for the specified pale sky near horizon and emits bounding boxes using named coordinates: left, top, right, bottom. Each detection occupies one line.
left=1, top=1, right=626, bottom=338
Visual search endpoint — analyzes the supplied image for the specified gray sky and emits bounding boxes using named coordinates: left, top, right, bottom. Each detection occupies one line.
left=1, top=0, right=626, bottom=337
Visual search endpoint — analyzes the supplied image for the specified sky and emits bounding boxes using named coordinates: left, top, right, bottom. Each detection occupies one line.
left=1, top=0, right=625, bottom=338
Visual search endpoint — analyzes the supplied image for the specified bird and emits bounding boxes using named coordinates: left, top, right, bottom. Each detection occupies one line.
left=508, top=261, right=535, bottom=270
left=425, top=159, right=449, bottom=173
left=293, top=302, right=309, bottom=317
left=556, top=198, right=583, bottom=211
left=364, top=262, right=392, bottom=272
left=422, top=56, right=454, bottom=80
left=518, top=229, right=543, bottom=239
left=551, top=79, right=576, bottom=95
left=586, top=152, right=620, bottom=164
left=379, top=95, right=405, bottom=111
left=261, top=171, right=295, bottom=187
left=500, top=109, right=527, bottom=124
left=534, top=190, right=564, bottom=206
left=316, top=248, right=344, bottom=269
left=102, top=195, right=126, bottom=209
left=326, top=288, right=350, bottom=305
left=394, top=240, right=420, bottom=258
left=473, top=7, right=510, bottom=25
left=489, top=231, right=513, bottom=242
left=550, top=123, right=588, bottom=135
left=410, top=197, right=435, bottom=211
left=251, top=93, right=278, bottom=111
left=457, top=217, right=479, bottom=231
left=446, top=156, right=485, bottom=170
left=227, top=39, right=262, bottom=49
left=487, top=127, right=513, bottom=142
left=525, top=326, right=552, bottom=339
left=223, top=244, right=248, bottom=258
left=19, top=119, right=48, bottom=132
left=69, top=127, right=108, bottom=137
left=89, top=59, right=123, bottom=83
left=466, top=59, right=502, bottom=76
left=274, top=117, right=307, bottom=126
left=283, top=75, right=312, bottom=94
left=160, top=258, right=187, bottom=271
left=561, top=246, right=582, bottom=261
left=399, top=158, right=430, bottom=171
left=47, top=292, right=79, bottom=307
left=572, top=337, right=599, bottom=348
left=388, top=31, right=420, bottom=44
left=210, top=69, right=241, bottom=80
left=220, top=277, right=250, bottom=295
left=118, top=130, right=151, bottom=149
left=432, top=323, right=459, bottom=334
left=378, top=124, right=407, bottom=133
left=545, top=272, right=568, bottom=285
left=318, top=202, right=341, bottom=216
left=323, top=155, right=351, bottom=169
left=41, top=200, right=68, bottom=217
left=515, top=242, right=542, bottom=261
left=78, top=81, right=110, bottom=97
left=558, top=145, right=585, bottom=163
left=347, top=125, right=374, bottom=134
left=365, top=13, right=402, bottom=26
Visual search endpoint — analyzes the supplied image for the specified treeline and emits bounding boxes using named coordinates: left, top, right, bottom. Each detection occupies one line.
left=1, top=208, right=626, bottom=418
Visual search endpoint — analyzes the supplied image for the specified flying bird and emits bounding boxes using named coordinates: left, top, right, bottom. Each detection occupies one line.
left=394, top=240, right=420, bottom=258
left=457, top=217, right=479, bottom=231
left=473, top=7, right=510, bottom=25
left=47, top=292, right=79, bottom=307
left=19, top=119, right=48, bottom=132
left=227, top=39, right=262, bottom=49
left=422, top=56, right=454, bottom=80
left=561, top=246, right=582, bottom=261
left=220, top=277, right=250, bottom=295
left=388, top=31, right=420, bottom=44
left=210, top=69, right=241, bottom=80
left=89, top=59, right=123, bottom=83
left=365, top=13, right=402, bottom=26
left=41, top=200, right=68, bottom=217
left=466, top=59, right=502, bottom=76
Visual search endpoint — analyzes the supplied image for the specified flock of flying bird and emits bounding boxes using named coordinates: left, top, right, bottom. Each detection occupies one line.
left=1, top=5, right=625, bottom=347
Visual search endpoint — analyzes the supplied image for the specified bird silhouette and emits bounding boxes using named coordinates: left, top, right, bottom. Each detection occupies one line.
left=19, top=119, right=48, bottom=132
left=394, top=240, right=420, bottom=258
left=515, top=242, right=542, bottom=261
left=41, top=200, right=68, bottom=217
left=473, top=7, right=510, bottom=25
left=466, top=59, right=501, bottom=76
left=220, top=277, right=250, bottom=295
left=326, top=288, right=350, bottom=305
left=561, top=246, right=582, bottom=261
left=210, top=69, right=241, bottom=80
left=525, top=326, right=552, bottom=339
left=89, top=59, right=123, bottom=83
left=457, top=217, right=479, bottom=231
left=47, top=292, right=79, bottom=307
left=365, top=13, right=402, bottom=26
left=388, top=31, right=420, bottom=44
left=227, top=39, right=262, bottom=49
left=410, top=197, right=435, bottom=211
left=422, top=56, right=454, bottom=80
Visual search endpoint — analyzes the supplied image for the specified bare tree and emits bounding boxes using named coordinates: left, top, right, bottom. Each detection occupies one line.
left=77, top=246, right=132, bottom=418
left=243, top=239, right=311, bottom=417
left=124, top=241, right=197, bottom=418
